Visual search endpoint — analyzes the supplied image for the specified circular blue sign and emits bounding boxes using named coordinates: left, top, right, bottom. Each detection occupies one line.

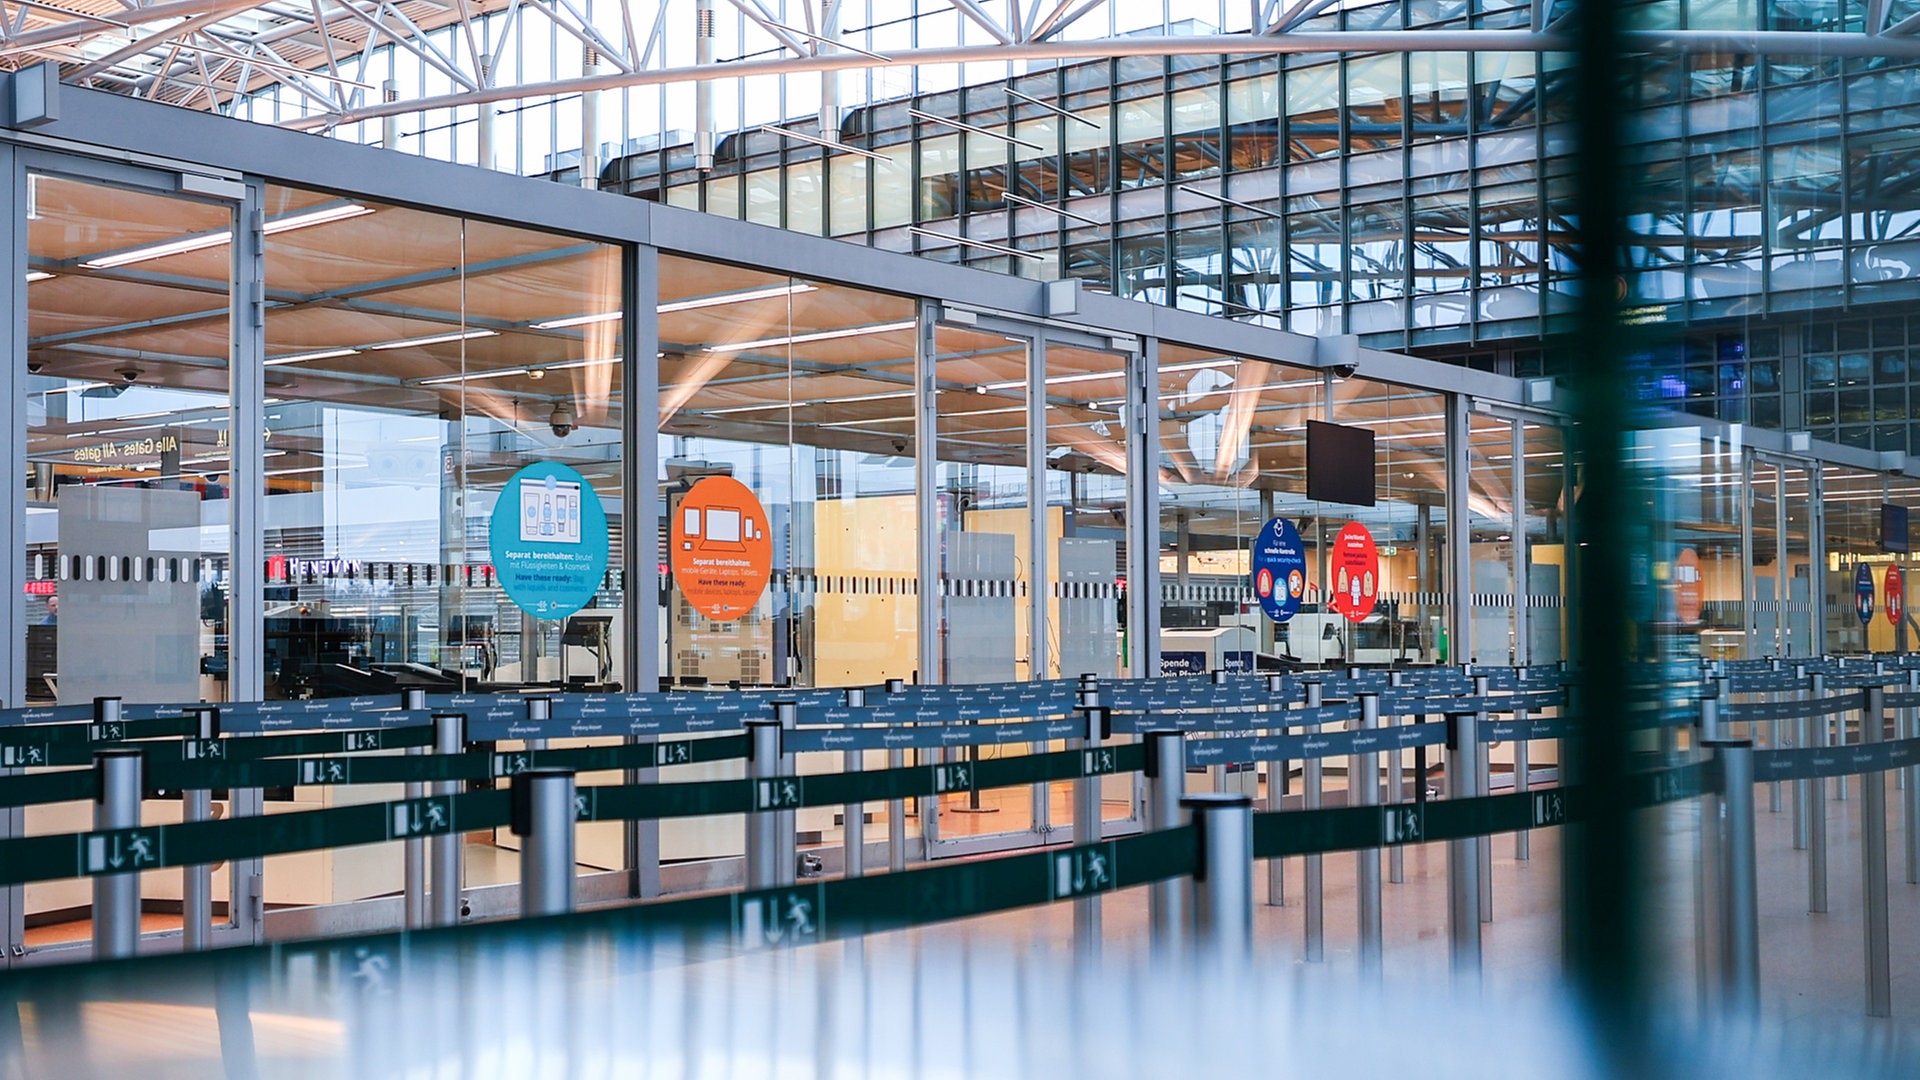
left=1856, top=563, right=1876, bottom=626
left=488, top=461, right=611, bottom=620
left=1251, top=517, right=1308, bottom=623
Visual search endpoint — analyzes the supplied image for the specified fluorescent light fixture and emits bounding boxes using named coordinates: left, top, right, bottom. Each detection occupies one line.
left=908, top=227, right=1044, bottom=261
left=42, top=381, right=105, bottom=395
left=266, top=463, right=368, bottom=477
left=759, top=125, right=895, bottom=164
left=705, top=320, right=916, bottom=355
left=24, top=271, right=54, bottom=283
left=546, top=357, right=621, bottom=371
left=82, top=231, right=230, bottom=269
left=906, top=108, right=1045, bottom=151
left=659, top=283, right=818, bottom=314
left=79, top=203, right=373, bottom=269
left=265, top=203, right=374, bottom=234
left=369, top=329, right=497, bottom=350
left=417, top=366, right=529, bottom=386
left=705, top=389, right=914, bottom=416
left=981, top=369, right=1126, bottom=392
left=817, top=415, right=915, bottom=429
left=265, top=347, right=358, bottom=366
left=531, top=311, right=623, bottom=330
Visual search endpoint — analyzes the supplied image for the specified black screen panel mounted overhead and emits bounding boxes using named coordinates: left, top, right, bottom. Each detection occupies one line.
left=1882, top=503, right=1909, bottom=554
left=1306, top=420, right=1376, bottom=507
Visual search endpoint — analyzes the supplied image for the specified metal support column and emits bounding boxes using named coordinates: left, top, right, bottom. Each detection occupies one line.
left=624, top=242, right=662, bottom=899
left=1145, top=730, right=1188, bottom=955
left=512, top=769, right=577, bottom=918
left=1907, top=668, right=1920, bottom=885
left=430, top=712, right=465, bottom=927
left=92, top=747, right=143, bottom=960
left=182, top=706, right=218, bottom=951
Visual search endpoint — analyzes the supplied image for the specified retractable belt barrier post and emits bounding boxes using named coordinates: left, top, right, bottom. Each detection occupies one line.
left=1074, top=684, right=1106, bottom=959
left=1808, top=673, right=1828, bottom=914
left=885, top=679, right=907, bottom=874
left=1355, top=692, right=1382, bottom=979
left=402, top=688, right=428, bottom=929
left=1768, top=658, right=1784, bottom=815
left=1184, top=792, right=1252, bottom=968
left=92, top=739, right=143, bottom=961
left=1473, top=673, right=1493, bottom=924
left=182, top=706, right=218, bottom=952
left=1513, top=702, right=1531, bottom=862
left=843, top=687, right=866, bottom=879
left=512, top=768, right=576, bottom=918
left=1145, top=729, right=1187, bottom=956
left=1448, top=707, right=1483, bottom=985
left=1388, top=670, right=1407, bottom=885
left=1862, top=687, right=1892, bottom=1019
left=774, top=701, right=798, bottom=886
left=1907, top=669, right=1920, bottom=886
left=744, top=720, right=783, bottom=892
left=1794, top=665, right=1810, bottom=850
left=1703, top=739, right=1760, bottom=1023
left=1266, top=673, right=1287, bottom=907
left=1302, top=679, right=1324, bottom=963
left=525, top=696, right=551, bottom=751
left=430, top=712, right=465, bottom=928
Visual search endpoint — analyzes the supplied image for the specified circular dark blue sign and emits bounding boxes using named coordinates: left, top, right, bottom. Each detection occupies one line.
left=1856, top=563, right=1875, bottom=626
left=1251, top=517, right=1308, bottom=623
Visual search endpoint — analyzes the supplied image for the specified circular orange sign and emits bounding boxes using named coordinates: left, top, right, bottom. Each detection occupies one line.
left=670, top=476, right=773, bottom=621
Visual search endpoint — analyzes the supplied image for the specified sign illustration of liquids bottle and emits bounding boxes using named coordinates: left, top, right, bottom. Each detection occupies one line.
left=1327, top=521, right=1380, bottom=622
left=488, top=462, right=611, bottom=620
left=671, top=476, right=774, bottom=621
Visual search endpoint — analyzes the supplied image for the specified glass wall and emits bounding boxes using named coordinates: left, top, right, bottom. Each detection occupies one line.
left=23, top=172, right=235, bottom=708
left=259, top=186, right=624, bottom=699
left=657, top=254, right=919, bottom=690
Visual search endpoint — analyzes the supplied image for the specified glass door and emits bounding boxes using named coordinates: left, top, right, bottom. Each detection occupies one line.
left=13, top=156, right=240, bottom=959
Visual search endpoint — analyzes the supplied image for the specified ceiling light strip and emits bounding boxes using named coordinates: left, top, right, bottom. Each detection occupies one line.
left=705, top=320, right=916, bottom=355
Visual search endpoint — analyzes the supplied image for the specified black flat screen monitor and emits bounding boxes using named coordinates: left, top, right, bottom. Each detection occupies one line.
left=1306, top=420, right=1376, bottom=507
left=1883, top=503, right=1909, bottom=554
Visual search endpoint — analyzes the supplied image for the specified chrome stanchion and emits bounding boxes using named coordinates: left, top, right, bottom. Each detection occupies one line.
left=1355, top=692, right=1382, bottom=979
left=1184, top=792, right=1253, bottom=964
left=1793, top=665, right=1810, bottom=850
left=1473, top=673, right=1492, bottom=923
left=402, top=688, right=428, bottom=929
left=512, top=768, right=577, bottom=917
left=1906, top=669, right=1920, bottom=886
left=92, top=746, right=143, bottom=960
left=1074, top=692, right=1107, bottom=958
left=1769, top=658, right=1783, bottom=814
left=1514, top=704, right=1531, bottom=862
left=1265, top=675, right=1290, bottom=907
left=1447, top=708, right=1482, bottom=985
left=883, top=682, right=908, bottom=873
left=1706, top=739, right=1760, bottom=1023
left=525, top=696, right=552, bottom=752
left=182, top=706, right=218, bottom=952
left=745, top=720, right=784, bottom=891
left=1302, top=679, right=1324, bottom=962
left=430, top=711, right=465, bottom=927
left=773, top=701, right=798, bottom=887
left=1145, top=730, right=1188, bottom=955
left=843, top=687, right=866, bottom=879
left=1862, top=687, right=1892, bottom=1018
left=1809, top=673, right=1828, bottom=914
left=1388, top=670, right=1407, bottom=884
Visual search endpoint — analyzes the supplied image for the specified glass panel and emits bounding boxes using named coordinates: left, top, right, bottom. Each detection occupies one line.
left=25, top=175, right=233, bottom=708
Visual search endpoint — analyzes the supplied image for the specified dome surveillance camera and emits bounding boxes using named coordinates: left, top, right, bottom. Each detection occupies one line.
left=891, top=438, right=908, bottom=454
left=117, top=367, right=142, bottom=384
left=1328, top=363, right=1358, bottom=380
left=548, top=402, right=576, bottom=438
left=26, top=360, right=43, bottom=375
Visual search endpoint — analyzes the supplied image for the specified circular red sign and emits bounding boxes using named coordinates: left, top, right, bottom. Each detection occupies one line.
left=1888, top=564, right=1904, bottom=628
left=1327, top=522, right=1380, bottom=623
